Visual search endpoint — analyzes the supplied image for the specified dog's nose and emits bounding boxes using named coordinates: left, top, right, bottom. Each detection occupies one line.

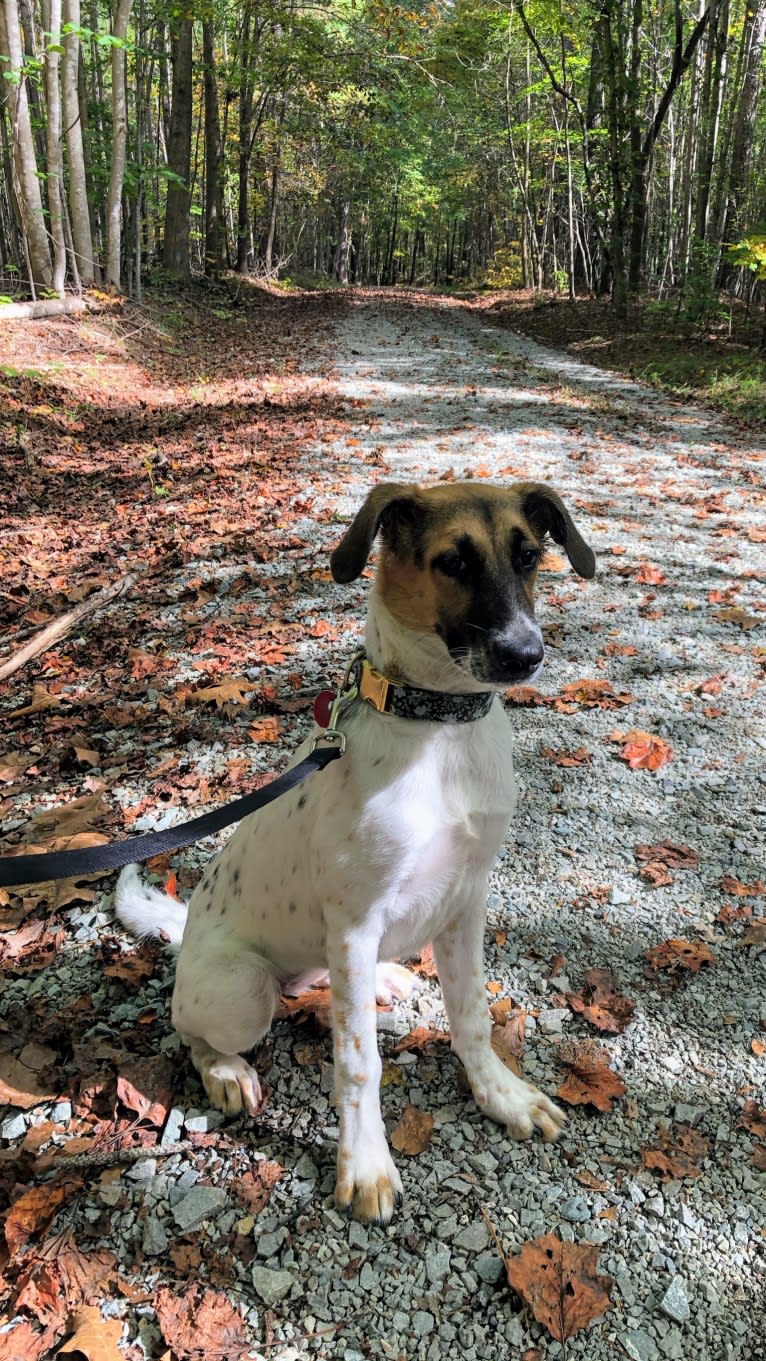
left=490, top=637, right=544, bottom=682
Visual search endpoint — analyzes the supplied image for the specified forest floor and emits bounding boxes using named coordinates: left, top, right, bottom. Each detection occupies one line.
left=0, top=284, right=765, bottom=1361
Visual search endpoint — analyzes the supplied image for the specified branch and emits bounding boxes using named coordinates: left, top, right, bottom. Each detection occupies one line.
left=0, top=571, right=138, bottom=683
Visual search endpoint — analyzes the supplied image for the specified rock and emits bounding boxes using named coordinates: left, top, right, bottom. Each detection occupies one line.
left=359, top=1261, right=377, bottom=1291
left=659, top=1277, right=690, bottom=1324
left=183, top=1110, right=225, bottom=1133
left=452, top=1221, right=489, bottom=1252
left=251, top=1264, right=294, bottom=1306
left=172, top=1185, right=228, bottom=1232
left=559, top=1195, right=591, bottom=1223
left=659, top=1327, right=685, bottom=1359
left=142, top=1216, right=168, bottom=1257
left=425, top=1245, right=451, bottom=1283
left=622, top=1330, right=658, bottom=1361
left=538, top=1007, right=569, bottom=1034
left=161, top=1106, right=185, bottom=1146
left=475, top=1250, right=503, bottom=1283
left=412, top=1311, right=435, bottom=1336
left=1, top=1113, right=27, bottom=1140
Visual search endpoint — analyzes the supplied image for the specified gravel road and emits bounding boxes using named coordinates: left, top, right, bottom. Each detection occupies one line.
left=2, top=293, right=765, bottom=1360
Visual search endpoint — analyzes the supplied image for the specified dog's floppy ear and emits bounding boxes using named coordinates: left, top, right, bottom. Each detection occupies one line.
left=330, top=482, right=425, bottom=583
left=516, top=482, right=596, bottom=579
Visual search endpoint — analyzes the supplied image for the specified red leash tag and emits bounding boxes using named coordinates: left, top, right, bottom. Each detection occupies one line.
left=313, top=690, right=336, bottom=728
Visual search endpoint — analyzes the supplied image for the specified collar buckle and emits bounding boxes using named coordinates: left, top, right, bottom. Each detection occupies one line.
left=359, top=660, right=391, bottom=713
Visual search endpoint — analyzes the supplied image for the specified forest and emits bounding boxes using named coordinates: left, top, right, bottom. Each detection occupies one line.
left=0, top=0, right=765, bottom=322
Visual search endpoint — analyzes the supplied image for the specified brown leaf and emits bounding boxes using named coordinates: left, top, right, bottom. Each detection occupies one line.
left=638, top=861, right=674, bottom=888
left=753, top=1146, right=766, bottom=1171
left=181, top=675, right=257, bottom=708
left=634, top=841, right=699, bottom=869
left=276, top=984, right=333, bottom=1030
left=712, top=607, right=760, bottom=630
left=247, top=716, right=282, bottom=743
left=4, top=1178, right=83, bottom=1254
left=556, top=1043, right=626, bottom=1112
left=0, top=1319, right=62, bottom=1361
left=393, top=1026, right=451, bottom=1055
left=506, top=1233, right=612, bottom=1342
left=0, top=1047, right=57, bottom=1110
left=390, top=1104, right=434, bottom=1155
left=408, top=942, right=439, bottom=978
left=116, top=1055, right=174, bottom=1127
left=26, top=794, right=109, bottom=846
left=738, top=1100, right=766, bottom=1139
left=720, top=876, right=765, bottom=897
left=558, top=679, right=633, bottom=710
left=641, top=1124, right=709, bottom=1180
left=567, top=968, right=636, bottom=1034
left=738, top=919, right=766, bottom=953
left=9, top=684, right=62, bottom=717
left=154, top=1282, right=251, bottom=1359
left=14, top=1230, right=116, bottom=1327
left=232, top=1161, right=285, bottom=1215
left=714, top=902, right=752, bottom=925
left=541, top=746, right=592, bottom=767
left=643, top=938, right=716, bottom=975
left=56, top=1301, right=124, bottom=1355
left=575, top=1169, right=610, bottom=1193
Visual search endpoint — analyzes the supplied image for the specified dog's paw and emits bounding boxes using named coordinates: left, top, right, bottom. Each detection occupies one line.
left=503, top=1084, right=567, bottom=1143
left=334, top=1145, right=404, bottom=1225
left=201, top=1054, right=262, bottom=1118
left=375, top=962, right=421, bottom=1006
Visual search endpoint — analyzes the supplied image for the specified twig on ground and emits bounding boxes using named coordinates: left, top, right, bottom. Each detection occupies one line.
left=0, top=571, right=138, bottom=682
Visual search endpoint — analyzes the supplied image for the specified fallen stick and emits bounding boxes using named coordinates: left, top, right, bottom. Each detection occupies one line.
left=0, top=571, right=138, bottom=683
left=0, top=298, right=92, bottom=321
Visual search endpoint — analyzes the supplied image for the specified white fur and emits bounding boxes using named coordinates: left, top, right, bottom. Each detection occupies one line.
left=114, top=863, right=187, bottom=947
left=115, top=563, right=566, bottom=1223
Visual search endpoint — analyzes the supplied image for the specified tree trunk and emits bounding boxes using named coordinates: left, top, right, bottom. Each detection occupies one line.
left=202, top=19, right=226, bottom=275
left=45, top=0, right=66, bottom=296
left=62, top=0, right=95, bottom=284
left=334, top=200, right=351, bottom=283
left=105, top=0, right=134, bottom=288
left=236, top=3, right=254, bottom=272
left=719, top=0, right=766, bottom=253
left=162, top=15, right=193, bottom=278
left=1, top=0, right=52, bottom=290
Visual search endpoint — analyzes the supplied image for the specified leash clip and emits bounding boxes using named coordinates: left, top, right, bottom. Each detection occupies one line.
left=309, top=649, right=364, bottom=756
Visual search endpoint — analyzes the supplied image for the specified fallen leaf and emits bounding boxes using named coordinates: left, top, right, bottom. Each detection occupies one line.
left=715, top=902, right=752, bottom=924
left=393, top=1026, right=451, bottom=1054
left=390, top=1104, right=434, bottom=1155
left=9, top=684, right=62, bottom=717
left=15, top=1231, right=116, bottom=1327
left=232, top=1161, right=285, bottom=1214
left=0, top=1319, right=62, bottom=1361
left=116, top=1055, right=174, bottom=1127
left=180, top=675, right=258, bottom=708
left=558, top=679, right=633, bottom=710
left=408, top=942, right=438, bottom=978
left=506, top=1233, right=612, bottom=1342
left=617, top=729, right=674, bottom=770
left=752, top=1038, right=765, bottom=1057
left=712, top=607, right=760, bottom=630
left=276, top=984, right=333, bottom=1030
left=556, top=1042, right=626, bottom=1112
left=638, top=861, right=674, bottom=887
left=738, top=1101, right=766, bottom=1139
left=4, top=1179, right=83, bottom=1254
left=247, top=716, right=282, bottom=742
left=154, top=1283, right=251, bottom=1360
left=0, top=1047, right=57, bottom=1109
left=721, top=876, right=765, bottom=897
left=641, top=1124, right=709, bottom=1180
left=643, top=938, right=716, bottom=975
left=567, top=968, right=636, bottom=1033
left=575, top=1169, right=610, bottom=1193
left=634, top=841, right=699, bottom=869
left=753, top=1146, right=766, bottom=1170
left=541, top=746, right=592, bottom=767
left=633, top=562, right=667, bottom=585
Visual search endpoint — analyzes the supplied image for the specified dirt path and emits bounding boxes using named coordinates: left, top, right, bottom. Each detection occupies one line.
left=1, top=292, right=764, bottom=1361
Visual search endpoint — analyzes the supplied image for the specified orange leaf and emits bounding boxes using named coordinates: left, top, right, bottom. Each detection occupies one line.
left=556, top=1043, right=626, bottom=1112
left=393, top=1026, right=451, bottom=1055
left=4, top=1179, right=82, bottom=1254
left=57, top=1305, right=123, bottom=1360
left=617, top=729, right=673, bottom=770
left=247, top=716, right=282, bottom=743
left=567, top=968, right=636, bottom=1034
left=506, top=1234, right=613, bottom=1342
left=641, top=1124, right=709, bottom=1180
left=154, top=1283, right=251, bottom=1359
left=720, top=875, right=765, bottom=897
left=232, top=1161, right=285, bottom=1214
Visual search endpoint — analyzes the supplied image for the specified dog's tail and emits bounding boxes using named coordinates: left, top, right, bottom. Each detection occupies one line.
left=114, top=864, right=188, bottom=949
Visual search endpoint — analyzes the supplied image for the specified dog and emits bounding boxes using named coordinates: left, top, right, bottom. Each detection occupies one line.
left=116, top=479, right=595, bottom=1224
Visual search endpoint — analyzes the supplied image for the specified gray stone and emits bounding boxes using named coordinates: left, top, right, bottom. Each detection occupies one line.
left=257, top=1229, right=288, bottom=1260
left=475, top=1250, right=504, bottom=1283
left=659, top=1328, right=685, bottom=1359
left=251, top=1264, right=294, bottom=1306
left=161, top=1106, right=184, bottom=1146
left=413, top=1311, right=435, bottom=1336
left=425, top=1245, right=451, bottom=1283
left=452, top=1221, right=489, bottom=1252
left=52, top=1101, right=72, bottom=1123
left=348, top=1220, right=368, bottom=1250
left=622, top=1329, right=658, bottom=1361
left=659, top=1277, right=690, bottom=1324
left=127, top=1158, right=157, bottom=1181
left=142, top=1216, right=168, bottom=1257
left=1, top=1113, right=27, bottom=1140
left=172, top=1185, right=228, bottom=1232
left=359, top=1262, right=377, bottom=1291
left=559, top=1195, right=591, bottom=1223
left=183, top=1111, right=225, bottom=1133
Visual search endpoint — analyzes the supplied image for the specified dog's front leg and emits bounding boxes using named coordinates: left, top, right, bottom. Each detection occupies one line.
left=326, top=925, right=403, bottom=1224
left=434, top=903, right=566, bottom=1141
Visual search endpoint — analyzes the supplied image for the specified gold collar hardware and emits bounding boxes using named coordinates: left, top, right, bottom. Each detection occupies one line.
left=358, top=660, right=391, bottom=713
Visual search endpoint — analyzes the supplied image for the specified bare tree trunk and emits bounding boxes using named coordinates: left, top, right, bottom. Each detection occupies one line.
left=105, top=0, right=134, bottom=288
left=719, top=0, right=766, bottom=255
left=62, top=0, right=95, bottom=283
left=1, top=0, right=52, bottom=290
left=45, top=0, right=66, bottom=296
left=162, top=15, right=193, bottom=278
left=202, top=18, right=226, bottom=275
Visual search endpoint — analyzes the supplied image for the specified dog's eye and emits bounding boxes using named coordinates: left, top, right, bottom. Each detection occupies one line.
left=519, top=546, right=540, bottom=571
left=433, top=550, right=470, bottom=583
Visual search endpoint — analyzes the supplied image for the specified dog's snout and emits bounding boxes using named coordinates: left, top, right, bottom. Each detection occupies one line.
left=489, top=633, right=544, bottom=683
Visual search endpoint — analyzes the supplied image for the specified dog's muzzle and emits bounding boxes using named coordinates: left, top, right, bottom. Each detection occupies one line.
left=477, top=628, right=545, bottom=685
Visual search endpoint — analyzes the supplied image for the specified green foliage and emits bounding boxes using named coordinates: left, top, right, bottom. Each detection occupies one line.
left=726, top=232, right=766, bottom=281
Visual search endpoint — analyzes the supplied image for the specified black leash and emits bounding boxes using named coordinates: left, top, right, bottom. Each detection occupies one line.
left=0, top=746, right=341, bottom=889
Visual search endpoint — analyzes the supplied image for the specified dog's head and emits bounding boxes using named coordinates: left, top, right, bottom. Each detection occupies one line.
left=330, top=480, right=595, bottom=687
